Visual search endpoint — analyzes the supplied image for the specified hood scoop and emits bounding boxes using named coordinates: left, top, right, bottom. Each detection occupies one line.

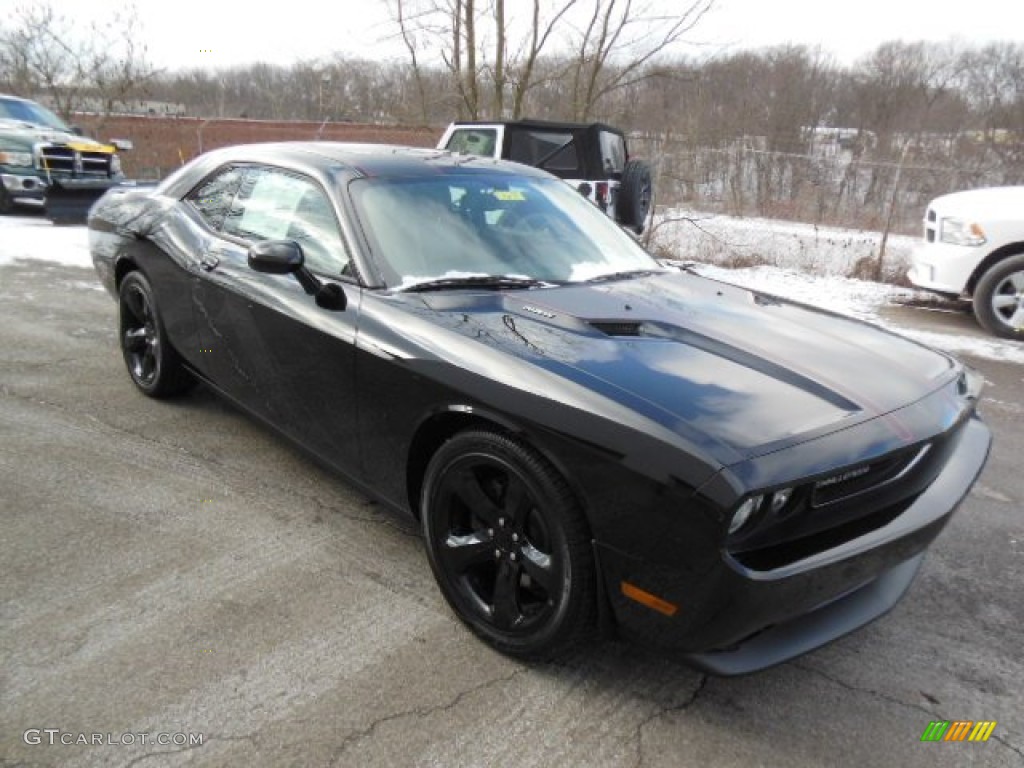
left=589, top=320, right=644, bottom=337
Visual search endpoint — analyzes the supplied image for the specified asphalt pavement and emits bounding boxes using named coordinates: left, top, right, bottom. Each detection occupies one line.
left=1, top=258, right=1021, bottom=768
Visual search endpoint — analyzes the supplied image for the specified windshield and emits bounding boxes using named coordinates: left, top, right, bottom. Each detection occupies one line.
left=0, top=98, right=70, bottom=131
left=350, top=174, right=661, bottom=290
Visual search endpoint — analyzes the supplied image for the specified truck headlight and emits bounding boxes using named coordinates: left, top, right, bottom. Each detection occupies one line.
left=110, top=154, right=122, bottom=175
left=940, top=217, right=986, bottom=246
left=0, top=150, right=34, bottom=167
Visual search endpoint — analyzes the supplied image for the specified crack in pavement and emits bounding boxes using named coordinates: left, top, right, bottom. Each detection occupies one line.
left=327, top=667, right=526, bottom=766
left=632, top=673, right=708, bottom=768
left=794, top=662, right=1024, bottom=760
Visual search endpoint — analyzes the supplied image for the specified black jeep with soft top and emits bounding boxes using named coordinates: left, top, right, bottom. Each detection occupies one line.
left=438, top=119, right=653, bottom=233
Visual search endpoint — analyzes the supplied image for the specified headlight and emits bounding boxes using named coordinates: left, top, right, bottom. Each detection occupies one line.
left=0, top=150, right=34, bottom=167
left=940, top=217, right=986, bottom=246
left=110, top=154, right=122, bottom=175
left=729, top=495, right=762, bottom=534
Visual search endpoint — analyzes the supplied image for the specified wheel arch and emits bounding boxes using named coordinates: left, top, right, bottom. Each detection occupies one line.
left=404, top=405, right=592, bottom=524
left=113, top=253, right=140, bottom=288
left=966, top=241, right=1024, bottom=296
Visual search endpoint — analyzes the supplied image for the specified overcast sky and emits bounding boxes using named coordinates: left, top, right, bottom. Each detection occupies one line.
left=0, top=0, right=1018, bottom=71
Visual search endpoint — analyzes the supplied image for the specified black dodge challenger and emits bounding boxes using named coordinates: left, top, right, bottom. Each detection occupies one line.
left=89, top=143, right=991, bottom=675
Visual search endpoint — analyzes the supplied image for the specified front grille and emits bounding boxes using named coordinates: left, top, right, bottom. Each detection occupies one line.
left=37, top=146, right=112, bottom=178
left=728, top=431, right=955, bottom=572
left=925, top=208, right=936, bottom=242
left=812, top=444, right=929, bottom=507
left=590, top=320, right=643, bottom=337
left=733, top=498, right=915, bottom=571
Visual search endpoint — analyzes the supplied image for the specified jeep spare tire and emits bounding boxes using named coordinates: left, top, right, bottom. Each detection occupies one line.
left=616, top=159, right=652, bottom=233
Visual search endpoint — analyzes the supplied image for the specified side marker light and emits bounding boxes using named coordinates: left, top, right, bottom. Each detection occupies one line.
left=621, top=581, right=678, bottom=617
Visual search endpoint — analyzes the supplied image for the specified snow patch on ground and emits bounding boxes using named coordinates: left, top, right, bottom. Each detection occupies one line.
left=0, top=215, right=92, bottom=269
left=653, top=210, right=916, bottom=281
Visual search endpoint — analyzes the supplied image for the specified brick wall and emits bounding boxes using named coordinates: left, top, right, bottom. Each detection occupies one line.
left=71, top=114, right=440, bottom=179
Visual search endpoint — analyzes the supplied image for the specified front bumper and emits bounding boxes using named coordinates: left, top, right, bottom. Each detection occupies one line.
left=908, top=242, right=986, bottom=296
left=1, top=172, right=46, bottom=203
left=597, top=415, right=991, bottom=675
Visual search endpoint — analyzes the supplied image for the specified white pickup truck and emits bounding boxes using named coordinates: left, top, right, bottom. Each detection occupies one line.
left=908, top=186, right=1024, bottom=339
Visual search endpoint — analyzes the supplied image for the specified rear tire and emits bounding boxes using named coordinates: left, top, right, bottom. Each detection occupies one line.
left=973, top=254, right=1024, bottom=339
left=420, top=430, right=596, bottom=661
left=616, top=160, right=653, bottom=234
left=118, top=271, right=195, bottom=397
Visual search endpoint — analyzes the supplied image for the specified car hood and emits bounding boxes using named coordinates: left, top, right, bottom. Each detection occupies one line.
left=0, top=118, right=113, bottom=151
left=418, top=271, right=957, bottom=461
left=929, top=185, right=1024, bottom=219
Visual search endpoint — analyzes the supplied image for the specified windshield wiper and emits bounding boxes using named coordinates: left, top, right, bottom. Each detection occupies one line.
left=401, top=275, right=549, bottom=293
left=584, top=268, right=663, bottom=283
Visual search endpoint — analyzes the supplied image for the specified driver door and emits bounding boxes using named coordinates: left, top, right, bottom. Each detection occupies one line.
left=192, top=164, right=363, bottom=475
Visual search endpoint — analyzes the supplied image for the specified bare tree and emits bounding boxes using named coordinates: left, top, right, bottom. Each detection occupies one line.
left=0, top=0, right=155, bottom=121
left=387, top=0, right=712, bottom=121
left=567, top=0, right=714, bottom=120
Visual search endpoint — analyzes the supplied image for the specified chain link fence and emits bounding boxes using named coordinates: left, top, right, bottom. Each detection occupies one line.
left=633, top=136, right=1024, bottom=236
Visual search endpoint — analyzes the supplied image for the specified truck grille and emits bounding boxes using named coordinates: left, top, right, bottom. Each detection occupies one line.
left=925, top=208, right=936, bottom=242
left=37, top=146, right=112, bottom=178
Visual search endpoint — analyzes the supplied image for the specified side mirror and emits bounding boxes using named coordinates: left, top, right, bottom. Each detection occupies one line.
left=109, top=138, right=134, bottom=151
left=248, top=239, right=304, bottom=274
left=248, top=240, right=346, bottom=311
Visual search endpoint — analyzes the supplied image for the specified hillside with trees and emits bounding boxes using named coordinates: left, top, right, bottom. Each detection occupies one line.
left=2, top=0, right=1022, bottom=233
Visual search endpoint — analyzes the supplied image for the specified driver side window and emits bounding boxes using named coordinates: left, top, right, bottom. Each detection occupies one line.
left=222, top=166, right=350, bottom=277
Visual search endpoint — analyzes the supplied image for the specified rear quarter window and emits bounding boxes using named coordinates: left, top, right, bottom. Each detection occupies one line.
left=185, top=166, right=245, bottom=231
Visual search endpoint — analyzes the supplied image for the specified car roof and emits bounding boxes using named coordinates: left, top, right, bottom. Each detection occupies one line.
left=193, top=141, right=554, bottom=180
left=449, top=118, right=625, bottom=136
left=160, top=142, right=555, bottom=199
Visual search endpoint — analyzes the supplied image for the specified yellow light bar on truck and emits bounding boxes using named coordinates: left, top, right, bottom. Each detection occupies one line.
left=66, top=142, right=116, bottom=154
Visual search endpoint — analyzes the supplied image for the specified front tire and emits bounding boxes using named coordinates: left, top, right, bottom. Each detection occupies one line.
left=118, top=271, right=194, bottom=397
left=973, top=254, right=1024, bottom=339
left=421, top=430, right=596, bottom=660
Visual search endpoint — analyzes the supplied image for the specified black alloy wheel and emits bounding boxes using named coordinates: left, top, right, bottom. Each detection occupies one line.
left=118, top=271, right=193, bottom=397
left=421, top=430, right=596, bottom=660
